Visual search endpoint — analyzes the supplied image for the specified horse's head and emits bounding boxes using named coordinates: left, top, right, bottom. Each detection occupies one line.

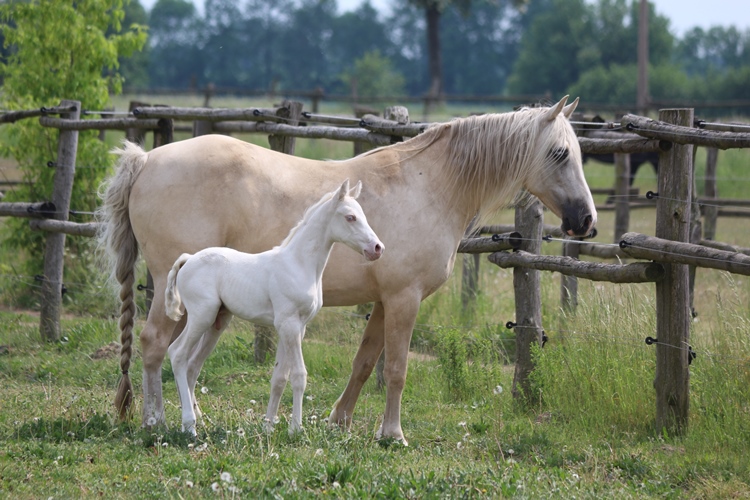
left=331, top=179, right=384, bottom=261
left=524, top=96, right=597, bottom=237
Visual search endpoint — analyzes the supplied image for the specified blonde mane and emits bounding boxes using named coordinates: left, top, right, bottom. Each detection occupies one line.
left=278, top=190, right=337, bottom=247
left=387, top=106, right=579, bottom=224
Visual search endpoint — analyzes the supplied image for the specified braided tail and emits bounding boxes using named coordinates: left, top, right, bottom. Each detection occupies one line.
left=97, top=141, right=148, bottom=419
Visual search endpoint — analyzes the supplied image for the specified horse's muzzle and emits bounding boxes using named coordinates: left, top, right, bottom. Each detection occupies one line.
left=561, top=205, right=596, bottom=237
left=364, top=242, right=384, bottom=261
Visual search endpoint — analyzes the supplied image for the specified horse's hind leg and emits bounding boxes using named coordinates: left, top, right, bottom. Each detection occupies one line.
left=186, top=311, right=234, bottom=420
left=168, top=310, right=216, bottom=435
left=140, top=281, right=184, bottom=427
left=329, top=301, right=385, bottom=429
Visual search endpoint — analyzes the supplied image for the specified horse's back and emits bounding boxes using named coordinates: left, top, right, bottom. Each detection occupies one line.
left=129, top=135, right=334, bottom=277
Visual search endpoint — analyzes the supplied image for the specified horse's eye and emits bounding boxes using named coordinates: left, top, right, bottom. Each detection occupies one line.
left=551, top=147, right=569, bottom=163
left=346, top=215, right=357, bottom=222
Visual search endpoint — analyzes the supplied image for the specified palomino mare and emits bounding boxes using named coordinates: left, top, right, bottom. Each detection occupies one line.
left=99, top=95, right=596, bottom=444
left=163, top=180, right=383, bottom=435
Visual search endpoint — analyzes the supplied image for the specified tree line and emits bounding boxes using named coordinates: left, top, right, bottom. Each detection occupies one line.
left=113, top=0, right=750, bottom=109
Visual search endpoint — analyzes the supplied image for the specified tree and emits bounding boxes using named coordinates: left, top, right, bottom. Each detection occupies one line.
left=340, top=50, right=406, bottom=98
left=409, top=0, right=528, bottom=98
left=148, top=0, right=202, bottom=88
left=0, top=0, right=146, bottom=310
left=508, top=0, right=673, bottom=97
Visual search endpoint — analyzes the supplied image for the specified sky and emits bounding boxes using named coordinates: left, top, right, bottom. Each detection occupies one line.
left=138, top=0, right=750, bottom=36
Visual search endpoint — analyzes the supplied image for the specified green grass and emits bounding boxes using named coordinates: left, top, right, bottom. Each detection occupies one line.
left=2, top=95, right=750, bottom=497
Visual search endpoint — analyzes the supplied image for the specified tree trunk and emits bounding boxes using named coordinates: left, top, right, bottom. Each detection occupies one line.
left=425, top=3, right=443, bottom=99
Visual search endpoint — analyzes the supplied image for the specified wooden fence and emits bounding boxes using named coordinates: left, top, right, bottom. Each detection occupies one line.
left=2, top=99, right=750, bottom=434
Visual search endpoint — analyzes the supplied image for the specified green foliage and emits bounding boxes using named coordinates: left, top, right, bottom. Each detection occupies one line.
left=340, top=50, right=406, bottom=99
left=567, top=63, right=697, bottom=105
left=0, top=0, right=146, bottom=305
left=435, top=327, right=470, bottom=395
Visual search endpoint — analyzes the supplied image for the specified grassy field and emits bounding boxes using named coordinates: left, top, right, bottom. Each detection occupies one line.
left=1, top=96, right=750, bottom=498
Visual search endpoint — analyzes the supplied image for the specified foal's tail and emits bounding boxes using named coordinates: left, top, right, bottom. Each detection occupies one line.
left=97, top=141, right=149, bottom=420
left=165, top=254, right=191, bottom=322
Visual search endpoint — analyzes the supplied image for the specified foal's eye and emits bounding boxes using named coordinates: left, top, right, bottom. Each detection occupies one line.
left=346, top=215, right=357, bottom=222
left=551, top=147, right=569, bottom=163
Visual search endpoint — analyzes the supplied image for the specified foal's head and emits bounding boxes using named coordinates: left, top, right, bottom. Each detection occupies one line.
left=328, top=179, right=384, bottom=261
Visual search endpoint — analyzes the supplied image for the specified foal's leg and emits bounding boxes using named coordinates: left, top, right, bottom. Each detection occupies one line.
left=276, top=321, right=307, bottom=434
left=264, top=333, right=289, bottom=432
left=186, top=310, right=234, bottom=420
left=168, top=310, right=217, bottom=435
left=329, top=302, right=385, bottom=428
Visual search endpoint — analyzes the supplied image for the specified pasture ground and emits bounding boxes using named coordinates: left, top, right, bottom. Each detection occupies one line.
left=1, top=96, right=750, bottom=498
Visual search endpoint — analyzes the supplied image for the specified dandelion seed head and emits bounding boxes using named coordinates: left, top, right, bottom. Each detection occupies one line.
left=220, top=472, right=232, bottom=483
left=494, top=385, right=504, bottom=395
left=201, top=386, right=209, bottom=394
left=211, top=482, right=220, bottom=492
left=186, top=480, right=194, bottom=488
left=147, top=417, right=157, bottom=426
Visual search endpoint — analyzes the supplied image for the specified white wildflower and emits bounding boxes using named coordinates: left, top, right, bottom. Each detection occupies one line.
left=457, top=442, right=463, bottom=449
left=332, top=481, right=341, bottom=489
left=493, top=385, right=504, bottom=395
left=185, top=480, right=194, bottom=488
left=237, top=428, right=245, bottom=437
left=211, top=482, right=220, bottom=492
left=220, top=472, right=232, bottom=483
left=269, top=452, right=279, bottom=460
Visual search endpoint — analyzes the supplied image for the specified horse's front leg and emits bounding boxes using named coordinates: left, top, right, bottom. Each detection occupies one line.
left=329, top=301, right=385, bottom=429
left=285, top=324, right=307, bottom=434
left=264, top=332, right=289, bottom=432
left=377, top=292, right=421, bottom=446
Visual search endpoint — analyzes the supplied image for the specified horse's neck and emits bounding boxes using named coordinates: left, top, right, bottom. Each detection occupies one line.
left=396, top=131, right=478, bottom=231
left=280, top=208, right=335, bottom=280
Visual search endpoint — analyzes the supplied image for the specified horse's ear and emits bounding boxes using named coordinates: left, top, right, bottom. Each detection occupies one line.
left=544, top=95, right=569, bottom=122
left=563, top=97, right=579, bottom=118
left=338, top=179, right=350, bottom=201
left=349, top=180, right=362, bottom=199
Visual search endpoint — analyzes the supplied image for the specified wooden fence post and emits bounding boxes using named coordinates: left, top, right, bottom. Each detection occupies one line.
left=461, top=220, right=481, bottom=311
left=703, top=147, right=719, bottom=240
left=560, top=238, right=580, bottom=312
left=253, top=100, right=304, bottom=363
left=654, top=108, right=694, bottom=435
left=512, top=197, right=544, bottom=402
left=614, top=152, right=631, bottom=242
left=39, top=100, right=80, bottom=342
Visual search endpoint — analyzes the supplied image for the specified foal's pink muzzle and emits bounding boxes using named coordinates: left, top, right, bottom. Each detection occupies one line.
left=364, top=241, right=384, bottom=261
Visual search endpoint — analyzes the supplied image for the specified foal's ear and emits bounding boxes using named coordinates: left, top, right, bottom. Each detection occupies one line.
left=337, top=179, right=350, bottom=201
left=544, top=95, right=569, bottom=122
left=563, top=97, right=579, bottom=118
left=349, top=180, right=362, bottom=199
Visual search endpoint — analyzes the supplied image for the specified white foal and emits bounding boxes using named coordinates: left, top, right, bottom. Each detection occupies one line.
left=164, top=179, right=383, bottom=435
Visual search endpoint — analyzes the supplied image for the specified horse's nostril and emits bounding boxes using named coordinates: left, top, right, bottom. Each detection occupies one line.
left=375, top=244, right=382, bottom=253
left=584, top=214, right=593, bottom=228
